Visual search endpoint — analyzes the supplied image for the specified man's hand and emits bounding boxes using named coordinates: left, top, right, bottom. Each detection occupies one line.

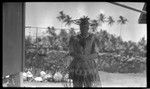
left=82, top=53, right=98, bottom=61
left=70, top=52, right=85, bottom=59
left=70, top=52, right=98, bottom=61
left=80, top=55, right=87, bottom=60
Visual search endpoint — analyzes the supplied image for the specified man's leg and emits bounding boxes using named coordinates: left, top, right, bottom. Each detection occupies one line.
left=73, top=75, right=84, bottom=87
left=73, top=79, right=83, bottom=87
left=84, top=75, right=92, bottom=87
left=84, top=80, right=92, bottom=87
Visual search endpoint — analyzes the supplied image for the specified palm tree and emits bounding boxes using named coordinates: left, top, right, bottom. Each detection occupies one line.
left=72, top=19, right=81, bottom=25
left=107, top=16, right=115, bottom=26
left=97, top=13, right=106, bottom=27
left=59, top=29, right=69, bottom=51
left=106, top=16, right=115, bottom=42
left=69, top=28, right=76, bottom=36
left=90, top=19, right=99, bottom=33
left=47, top=26, right=57, bottom=37
left=57, top=11, right=66, bottom=29
left=46, top=26, right=57, bottom=49
left=138, top=37, right=146, bottom=57
left=117, top=16, right=128, bottom=37
left=64, top=15, right=73, bottom=30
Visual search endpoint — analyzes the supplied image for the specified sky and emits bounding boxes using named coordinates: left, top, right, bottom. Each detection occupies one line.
left=25, top=2, right=147, bottom=42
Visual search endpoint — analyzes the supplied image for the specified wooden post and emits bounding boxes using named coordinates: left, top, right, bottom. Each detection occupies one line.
left=9, top=72, right=23, bottom=87
left=3, top=2, right=25, bottom=87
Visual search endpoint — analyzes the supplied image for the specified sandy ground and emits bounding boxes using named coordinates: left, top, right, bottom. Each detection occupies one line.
left=22, top=71, right=146, bottom=87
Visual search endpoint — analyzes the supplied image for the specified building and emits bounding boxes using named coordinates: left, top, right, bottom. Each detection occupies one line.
left=138, top=3, right=146, bottom=24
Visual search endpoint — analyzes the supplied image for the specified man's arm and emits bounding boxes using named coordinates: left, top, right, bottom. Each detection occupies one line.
left=69, top=36, right=83, bottom=59
left=85, top=35, right=100, bottom=60
left=85, top=53, right=98, bottom=60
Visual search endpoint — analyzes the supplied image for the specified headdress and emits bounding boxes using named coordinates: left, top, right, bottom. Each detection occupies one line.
left=79, top=16, right=90, bottom=26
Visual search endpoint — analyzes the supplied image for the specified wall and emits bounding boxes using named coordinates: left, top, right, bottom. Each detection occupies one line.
left=3, top=3, right=24, bottom=76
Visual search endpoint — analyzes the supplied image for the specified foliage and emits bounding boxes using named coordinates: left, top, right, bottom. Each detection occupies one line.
left=97, top=13, right=106, bottom=26
left=25, top=27, right=146, bottom=74
left=107, top=16, right=115, bottom=26
left=117, top=16, right=128, bottom=25
left=25, top=13, right=146, bottom=74
left=90, top=19, right=99, bottom=32
left=97, top=53, right=146, bottom=73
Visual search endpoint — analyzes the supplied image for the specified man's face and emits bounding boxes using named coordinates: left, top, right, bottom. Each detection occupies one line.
left=80, top=23, right=89, bottom=36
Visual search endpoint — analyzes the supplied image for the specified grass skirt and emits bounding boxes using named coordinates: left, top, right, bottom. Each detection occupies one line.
left=66, top=58, right=102, bottom=87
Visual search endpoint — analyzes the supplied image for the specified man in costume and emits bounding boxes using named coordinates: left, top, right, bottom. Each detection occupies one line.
left=68, top=16, right=101, bottom=87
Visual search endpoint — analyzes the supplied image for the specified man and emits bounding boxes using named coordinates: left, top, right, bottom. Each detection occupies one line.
left=67, top=16, right=101, bottom=87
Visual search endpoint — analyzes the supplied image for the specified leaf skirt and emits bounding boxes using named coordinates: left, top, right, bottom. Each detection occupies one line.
left=67, top=58, right=102, bottom=87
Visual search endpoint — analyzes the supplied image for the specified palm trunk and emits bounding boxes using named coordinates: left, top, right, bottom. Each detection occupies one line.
left=68, top=25, right=70, bottom=33
left=36, top=27, right=38, bottom=48
left=120, top=25, right=122, bottom=37
left=61, top=22, right=62, bottom=30
left=108, top=26, right=110, bottom=33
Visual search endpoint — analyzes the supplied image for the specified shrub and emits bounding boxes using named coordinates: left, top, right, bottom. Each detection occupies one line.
left=97, top=53, right=146, bottom=73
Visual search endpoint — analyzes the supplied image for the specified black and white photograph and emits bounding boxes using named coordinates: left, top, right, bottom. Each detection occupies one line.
left=3, top=2, right=147, bottom=87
